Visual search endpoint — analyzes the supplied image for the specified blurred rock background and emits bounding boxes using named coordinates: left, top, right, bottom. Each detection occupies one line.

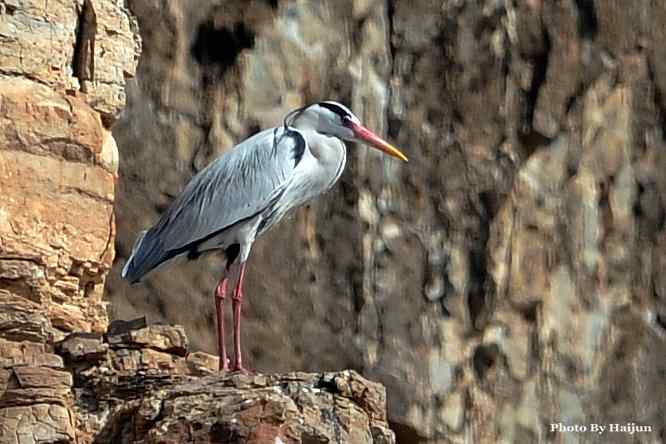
left=102, top=0, right=665, bottom=442
left=0, top=0, right=666, bottom=443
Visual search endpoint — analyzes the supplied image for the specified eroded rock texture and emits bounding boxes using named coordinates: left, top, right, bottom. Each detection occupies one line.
left=0, top=0, right=139, bottom=344
left=0, top=0, right=140, bottom=442
left=62, top=321, right=394, bottom=444
left=108, top=1, right=666, bottom=443
left=2, top=317, right=394, bottom=443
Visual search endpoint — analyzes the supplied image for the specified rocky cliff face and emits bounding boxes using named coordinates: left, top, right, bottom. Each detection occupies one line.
left=0, top=0, right=138, bottom=344
left=107, top=1, right=666, bottom=443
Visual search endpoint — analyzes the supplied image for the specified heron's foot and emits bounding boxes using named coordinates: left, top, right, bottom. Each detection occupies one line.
left=230, top=363, right=254, bottom=375
left=218, top=356, right=230, bottom=372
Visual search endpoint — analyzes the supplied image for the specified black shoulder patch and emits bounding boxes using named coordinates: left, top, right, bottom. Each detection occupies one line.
left=275, top=127, right=305, bottom=166
left=291, top=130, right=306, bottom=165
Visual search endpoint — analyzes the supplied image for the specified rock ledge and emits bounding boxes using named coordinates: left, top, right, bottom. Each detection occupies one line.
left=2, top=320, right=395, bottom=444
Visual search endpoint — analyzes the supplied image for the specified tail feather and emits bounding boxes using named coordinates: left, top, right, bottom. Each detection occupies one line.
left=121, top=229, right=157, bottom=283
left=122, top=225, right=202, bottom=283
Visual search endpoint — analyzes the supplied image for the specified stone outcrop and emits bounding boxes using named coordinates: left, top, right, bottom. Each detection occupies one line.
left=107, top=1, right=666, bottom=443
left=2, top=318, right=394, bottom=443
left=0, top=338, right=75, bottom=444
left=0, top=0, right=139, bottom=344
left=0, top=0, right=140, bottom=121
left=69, top=322, right=392, bottom=444
left=0, top=0, right=139, bottom=442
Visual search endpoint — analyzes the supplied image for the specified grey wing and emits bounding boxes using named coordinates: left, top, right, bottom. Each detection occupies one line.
left=122, top=127, right=305, bottom=282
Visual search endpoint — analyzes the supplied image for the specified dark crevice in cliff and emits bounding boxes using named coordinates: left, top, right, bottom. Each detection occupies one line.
left=191, top=20, right=255, bottom=93
left=72, top=0, right=97, bottom=93
left=467, top=191, right=495, bottom=332
left=350, top=265, right=364, bottom=316
left=209, top=422, right=245, bottom=442
left=518, top=301, right=539, bottom=324
left=192, top=22, right=255, bottom=73
left=634, top=180, right=666, bottom=241
left=573, top=0, right=598, bottom=39
left=522, top=28, right=551, bottom=136
left=390, top=421, right=426, bottom=444
left=385, top=0, right=403, bottom=153
left=385, top=0, right=397, bottom=70
left=3, top=2, right=17, bottom=15
left=92, top=408, right=137, bottom=444
left=473, top=343, right=499, bottom=380
left=655, top=313, right=666, bottom=333
left=351, top=14, right=369, bottom=51
left=646, top=57, right=666, bottom=142
left=190, top=19, right=255, bottom=169
left=467, top=270, right=487, bottom=331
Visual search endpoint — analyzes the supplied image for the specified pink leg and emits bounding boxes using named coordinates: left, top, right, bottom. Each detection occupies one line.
left=231, top=262, right=249, bottom=373
left=215, top=277, right=229, bottom=372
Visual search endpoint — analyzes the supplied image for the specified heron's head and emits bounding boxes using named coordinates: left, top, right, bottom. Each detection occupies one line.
left=289, top=101, right=408, bottom=162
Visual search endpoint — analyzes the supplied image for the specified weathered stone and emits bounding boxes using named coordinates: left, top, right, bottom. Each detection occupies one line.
left=0, top=338, right=63, bottom=369
left=109, top=347, right=189, bottom=374
left=106, top=316, right=147, bottom=336
left=88, top=370, right=393, bottom=444
left=0, top=0, right=140, bottom=122
left=56, top=333, right=107, bottom=362
left=0, top=293, right=56, bottom=343
left=11, top=366, right=73, bottom=390
left=0, top=79, right=118, bottom=341
left=0, top=1, right=139, bottom=442
left=185, top=351, right=219, bottom=376
left=0, top=404, right=75, bottom=444
left=0, top=383, right=72, bottom=409
left=107, top=324, right=188, bottom=356
left=0, top=0, right=80, bottom=90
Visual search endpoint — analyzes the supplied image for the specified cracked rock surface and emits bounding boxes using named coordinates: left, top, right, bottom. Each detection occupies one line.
left=3, top=318, right=394, bottom=444
left=68, top=321, right=393, bottom=444
left=76, top=324, right=393, bottom=444
left=0, top=0, right=139, bottom=442
left=0, top=0, right=140, bottom=344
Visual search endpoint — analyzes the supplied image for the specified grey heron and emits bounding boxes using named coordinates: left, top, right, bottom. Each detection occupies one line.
left=121, top=101, right=407, bottom=372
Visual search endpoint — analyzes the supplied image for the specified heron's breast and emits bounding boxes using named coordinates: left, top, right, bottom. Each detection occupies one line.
left=309, top=137, right=347, bottom=191
left=255, top=144, right=345, bottom=236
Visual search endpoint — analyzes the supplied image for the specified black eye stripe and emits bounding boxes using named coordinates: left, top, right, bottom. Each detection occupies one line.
left=319, top=102, right=351, bottom=119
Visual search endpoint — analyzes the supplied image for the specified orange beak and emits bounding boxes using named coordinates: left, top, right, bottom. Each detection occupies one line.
left=350, top=122, right=408, bottom=162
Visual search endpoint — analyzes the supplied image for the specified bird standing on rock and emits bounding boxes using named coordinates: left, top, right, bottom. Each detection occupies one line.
left=121, top=101, right=408, bottom=372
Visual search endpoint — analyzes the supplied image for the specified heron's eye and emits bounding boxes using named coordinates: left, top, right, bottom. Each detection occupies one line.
left=342, top=116, right=352, bottom=127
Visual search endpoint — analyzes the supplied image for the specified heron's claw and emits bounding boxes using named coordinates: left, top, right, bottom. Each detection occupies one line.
left=230, top=364, right=254, bottom=375
left=217, top=356, right=231, bottom=372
